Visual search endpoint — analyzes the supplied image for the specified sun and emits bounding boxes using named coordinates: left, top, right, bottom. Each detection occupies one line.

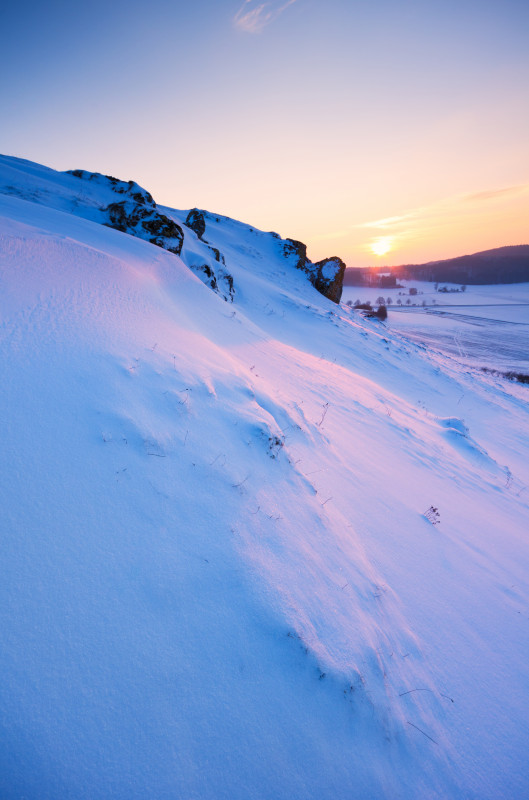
left=370, top=237, right=392, bottom=257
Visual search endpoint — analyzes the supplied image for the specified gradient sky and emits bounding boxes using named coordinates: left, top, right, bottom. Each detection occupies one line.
left=1, top=0, right=528, bottom=267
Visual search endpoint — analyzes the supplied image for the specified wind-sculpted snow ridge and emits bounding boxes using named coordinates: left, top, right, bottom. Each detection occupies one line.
left=1, top=155, right=529, bottom=799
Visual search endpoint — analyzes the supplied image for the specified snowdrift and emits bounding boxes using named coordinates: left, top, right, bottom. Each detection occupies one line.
left=1, top=155, right=528, bottom=799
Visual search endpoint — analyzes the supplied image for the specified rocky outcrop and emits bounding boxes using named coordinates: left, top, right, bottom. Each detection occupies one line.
left=190, top=263, right=234, bottom=302
left=282, top=239, right=308, bottom=271
left=105, top=200, right=184, bottom=255
left=311, top=257, right=346, bottom=304
left=68, top=169, right=184, bottom=256
left=68, top=171, right=232, bottom=300
left=181, top=209, right=233, bottom=300
left=280, top=238, right=345, bottom=303
left=206, top=244, right=225, bottom=265
left=66, top=170, right=344, bottom=303
left=185, top=208, right=206, bottom=239
left=67, top=170, right=155, bottom=206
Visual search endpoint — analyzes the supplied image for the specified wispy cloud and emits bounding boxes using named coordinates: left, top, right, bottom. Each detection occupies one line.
left=356, top=212, right=418, bottom=230
left=462, top=183, right=529, bottom=204
left=233, top=0, right=298, bottom=33
left=357, top=182, right=529, bottom=236
left=310, top=181, right=528, bottom=263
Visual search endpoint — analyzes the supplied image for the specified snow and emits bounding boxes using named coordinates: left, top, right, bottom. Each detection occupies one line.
left=1, top=156, right=529, bottom=799
left=320, top=260, right=339, bottom=280
left=342, top=282, right=529, bottom=373
left=343, top=280, right=529, bottom=307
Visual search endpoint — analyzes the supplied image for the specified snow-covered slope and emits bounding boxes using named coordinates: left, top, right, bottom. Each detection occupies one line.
left=1, top=155, right=528, bottom=799
left=0, top=155, right=344, bottom=305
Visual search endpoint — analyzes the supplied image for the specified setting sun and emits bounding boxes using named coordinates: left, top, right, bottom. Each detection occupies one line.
left=370, top=237, right=392, bottom=257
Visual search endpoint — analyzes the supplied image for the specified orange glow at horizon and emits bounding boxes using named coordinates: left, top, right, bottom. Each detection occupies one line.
left=303, top=182, right=529, bottom=268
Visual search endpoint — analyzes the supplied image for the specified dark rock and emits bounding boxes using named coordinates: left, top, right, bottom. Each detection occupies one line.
left=223, top=272, right=234, bottom=298
left=107, top=201, right=146, bottom=230
left=278, top=236, right=345, bottom=303
left=194, top=264, right=218, bottom=291
left=105, top=200, right=184, bottom=256
left=188, top=263, right=234, bottom=302
left=282, top=238, right=308, bottom=271
left=131, top=192, right=148, bottom=205
left=207, top=245, right=225, bottom=265
left=141, top=213, right=183, bottom=240
left=217, top=269, right=235, bottom=302
left=67, top=169, right=235, bottom=300
left=185, top=208, right=206, bottom=239
left=311, top=257, right=346, bottom=304
left=67, top=169, right=155, bottom=207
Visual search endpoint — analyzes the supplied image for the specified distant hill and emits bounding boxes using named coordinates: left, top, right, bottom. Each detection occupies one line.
left=345, top=245, right=529, bottom=286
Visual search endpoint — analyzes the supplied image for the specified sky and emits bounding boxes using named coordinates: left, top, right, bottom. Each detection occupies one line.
left=1, top=0, right=528, bottom=267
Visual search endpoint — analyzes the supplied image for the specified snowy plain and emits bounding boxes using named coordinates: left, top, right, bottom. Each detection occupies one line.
left=1, top=156, right=529, bottom=799
left=342, top=282, right=529, bottom=374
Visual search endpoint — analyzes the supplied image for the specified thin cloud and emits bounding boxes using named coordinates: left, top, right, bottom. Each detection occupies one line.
left=312, top=181, right=528, bottom=260
left=356, top=212, right=417, bottom=230
left=313, top=212, right=417, bottom=242
left=462, top=183, right=529, bottom=204
left=357, top=182, right=529, bottom=235
left=233, top=0, right=297, bottom=33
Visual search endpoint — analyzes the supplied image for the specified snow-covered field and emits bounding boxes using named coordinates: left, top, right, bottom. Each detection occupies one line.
left=1, top=156, right=529, bottom=799
left=342, top=282, right=529, bottom=373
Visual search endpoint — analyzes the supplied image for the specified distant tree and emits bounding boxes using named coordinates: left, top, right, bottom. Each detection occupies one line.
left=461, top=285, right=467, bottom=292
left=434, top=283, right=439, bottom=291
left=397, top=298, right=402, bottom=305
left=375, top=304, right=388, bottom=320
left=346, top=300, right=353, bottom=306
left=406, top=299, right=411, bottom=305
left=422, top=300, right=426, bottom=306
left=386, top=297, right=393, bottom=305
left=376, top=296, right=386, bottom=305
left=354, top=299, right=361, bottom=306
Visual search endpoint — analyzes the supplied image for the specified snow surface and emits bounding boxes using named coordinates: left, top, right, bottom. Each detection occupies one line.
left=1, top=156, right=529, bottom=799
left=343, top=280, right=529, bottom=308
left=341, top=282, right=529, bottom=374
